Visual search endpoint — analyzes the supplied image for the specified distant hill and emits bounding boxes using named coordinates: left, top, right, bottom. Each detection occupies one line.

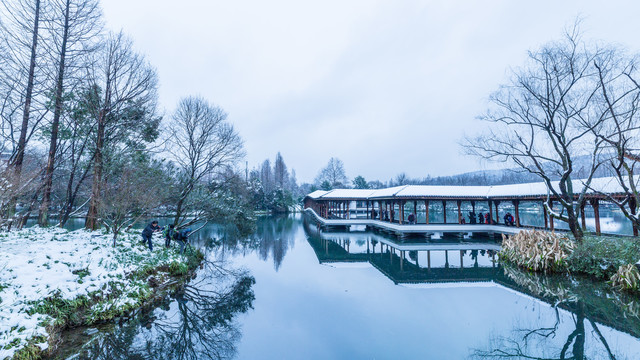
left=388, top=155, right=616, bottom=187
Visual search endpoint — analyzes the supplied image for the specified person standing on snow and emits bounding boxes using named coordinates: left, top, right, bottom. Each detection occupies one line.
left=163, top=224, right=176, bottom=248
left=141, top=220, right=161, bottom=250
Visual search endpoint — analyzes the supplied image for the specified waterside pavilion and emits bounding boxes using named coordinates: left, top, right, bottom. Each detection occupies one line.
left=303, top=176, right=638, bottom=238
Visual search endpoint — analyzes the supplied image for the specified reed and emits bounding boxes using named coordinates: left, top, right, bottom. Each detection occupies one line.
left=610, top=264, right=640, bottom=292
left=500, top=230, right=575, bottom=272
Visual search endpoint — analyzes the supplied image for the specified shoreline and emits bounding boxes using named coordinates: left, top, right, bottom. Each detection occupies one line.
left=0, top=227, right=204, bottom=360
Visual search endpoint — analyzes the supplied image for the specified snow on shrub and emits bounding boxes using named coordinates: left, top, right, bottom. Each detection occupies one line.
left=500, top=230, right=575, bottom=272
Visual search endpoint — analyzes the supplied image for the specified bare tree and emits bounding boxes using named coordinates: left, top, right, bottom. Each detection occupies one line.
left=273, top=152, right=288, bottom=188
left=0, top=0, right=42, bottom=175
left=465, top=24, right=610, bottom=241
left=259, top=159, right=272, bottom=194
left=84, top=31, right=159, bottom=230
left=38, top=0, right=102, bottom=225
left=0, top=0, right=49, bottom=219
left=99, top=158, right=167, bottom=246
left=167, top=96, right=244, bottom=228
left=585, top=54, right=640, bottom=233
left=314, top=157, right=348, bottom=189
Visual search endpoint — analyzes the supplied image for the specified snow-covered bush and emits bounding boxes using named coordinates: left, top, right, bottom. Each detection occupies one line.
left=500, top=230, right=575, bottom=272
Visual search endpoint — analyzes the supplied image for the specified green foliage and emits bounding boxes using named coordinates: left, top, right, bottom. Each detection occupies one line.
left=352, top=175, right=369, bottom=189
left=11, top=336, right=47, bottom=359
left=27, top=292, right=92, bottom=327
left=72, top=268, right=90, bottom=280
left=567, top=236, right=640, bottom=279
left=320, top=180, right=332, bottom=191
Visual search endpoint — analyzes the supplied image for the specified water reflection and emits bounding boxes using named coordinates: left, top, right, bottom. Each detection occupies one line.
left=472, top=264, right=640, bottom=359
left=303, top=217, right=640, bottom=359
left=56, top=215, right=640, bottom=359
left=61, top=264, right=255, bottom=360
left=216, top=216, right=298, bottom=271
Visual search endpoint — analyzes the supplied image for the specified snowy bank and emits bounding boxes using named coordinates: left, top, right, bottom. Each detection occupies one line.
left=0, top=227, right=201, bottom=359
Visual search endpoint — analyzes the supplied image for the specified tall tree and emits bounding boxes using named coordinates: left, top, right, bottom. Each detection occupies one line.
left=84, top=32, right=159, bottom=230
left=315, top=157, right=348, bottom=188
left=167, top=96, right=244, bottom=228
left=0, top=0, right=46, bottom=219
left=273, top=152, right=288, bottom=189
left=0, top=0, right=43, bottom=173
left=465, top=25, right=609, bottom=242
left=39, top=0, right=102, bottom=225
left=260, top=159, right=272, bottom=194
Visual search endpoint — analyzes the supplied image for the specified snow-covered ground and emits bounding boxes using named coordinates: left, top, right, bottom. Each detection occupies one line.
left=0, top=227, right=186, bottom=359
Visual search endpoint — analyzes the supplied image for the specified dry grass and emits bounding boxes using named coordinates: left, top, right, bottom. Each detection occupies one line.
left=500, top=230, right=575, bottom=273
left=610, top=264, right=640, bottom=292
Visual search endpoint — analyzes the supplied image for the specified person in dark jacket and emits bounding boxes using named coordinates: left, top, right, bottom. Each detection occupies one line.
left=478, top=212, right=484, bottom=224
left=163, top=224, right=176, bottom=248
left=141, top=220, right=160, bottom=250
left=175, top=228, right=192, bottom=254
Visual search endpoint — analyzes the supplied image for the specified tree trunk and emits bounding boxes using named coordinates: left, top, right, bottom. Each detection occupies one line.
left=12, top=0, right=41, bottom=175
left=85, top=111, right=105, bottom=230
left=7, top=0, right=41, bottom=219
left=38, top=0, right=71, bottom=226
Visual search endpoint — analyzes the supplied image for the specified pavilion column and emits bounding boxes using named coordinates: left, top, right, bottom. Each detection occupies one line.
left=413, top=201, right=417, bottom=221
left=471, top=201, right=476, bottom=213
left=346, top=201, right=350, bottom=219
left=513, top=200, right=520, bottom=227
left=399, top=201, right=403, bottom=225
left=494, top=201, right=500, bottom=224
left=366, top=201, right=369, bottom=219
left=629, top=196, right=638, bottom=236
left=580, top=200, right=586, bottom=230
left=543, top=202, right=548, bottom=229
left=590, top=199, right=601, bottom=235
left=425, top=200, right=430, bottom=224
left=488, top=201, right=493, bottom=224
left=457, top=200, right=462, bottom=224
left=387, top=202, right=390, bottom=221
left=379, top=201, right=383, bottom=220
left=442, top=200, right=447, bottom=223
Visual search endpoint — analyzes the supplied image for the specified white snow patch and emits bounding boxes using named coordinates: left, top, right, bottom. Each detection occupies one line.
left=0, top=227, right=184, bottom=359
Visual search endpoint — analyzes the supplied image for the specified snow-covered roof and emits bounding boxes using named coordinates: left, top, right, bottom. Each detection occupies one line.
left=305, top=176, right=631, bottom=201
left=317, top=189, right=377, bottom=199
left=392, top=185, right=490, bottom=199
left=306, top=190, right=330, bottom=199
left=486, top=181, right=550, bottom=198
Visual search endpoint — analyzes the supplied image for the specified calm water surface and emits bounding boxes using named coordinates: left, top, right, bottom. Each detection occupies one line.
left=59, top=214, right=640, bottom=360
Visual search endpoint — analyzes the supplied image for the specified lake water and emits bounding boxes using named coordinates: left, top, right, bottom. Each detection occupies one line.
left=57, top=214, right=640, bottom=359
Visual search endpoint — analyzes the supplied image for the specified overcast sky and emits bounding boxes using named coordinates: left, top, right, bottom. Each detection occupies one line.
left=101, top=0, right=640, bottom=184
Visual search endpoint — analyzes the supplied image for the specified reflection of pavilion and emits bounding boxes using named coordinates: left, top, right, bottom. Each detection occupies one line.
left=304, top=220, right=501, bottom=284
left=303, top=219, right=640, bottom=340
